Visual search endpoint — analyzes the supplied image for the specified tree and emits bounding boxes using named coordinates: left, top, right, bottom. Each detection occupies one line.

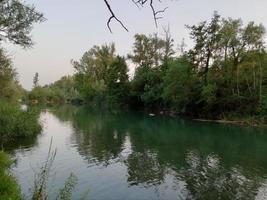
left=73, top=43, right=129, bottom=106
left=162, top=27, right=175, bottom=63
left=0, top=48, right=13, bottom=92
left=49, top=76, right=79, bottom=103
left=187, top=12, right=221, bottom=84
left=0, top=1, right=44, bottom=102
left=0, top=0, right=45, bottom=47
left=33, top=72, right=39, bottom=88
left=105, top=56, right=129, bottom=105
left=162, top=57, right=199, bottom=114
left=128, top=33, right=175, bottom=107
left=128, top=33, right=172, bottom=68
left=52, top=12, right=267, bottom=120
left=131, top=65, right=164, bottom=106
left=0, top=48, right=22, bottom=102
left=73, top=43, right=116, bottom=82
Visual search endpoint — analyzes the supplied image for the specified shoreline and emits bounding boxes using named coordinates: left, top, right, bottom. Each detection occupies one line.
left=193, top=118, right=267, bottom=128
left=26, top=103, right=267, bottom=128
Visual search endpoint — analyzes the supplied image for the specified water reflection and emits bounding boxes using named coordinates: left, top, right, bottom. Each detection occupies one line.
left=180, top=151, right=263, bottom=199
left=13, top=105, right=267, bottom=199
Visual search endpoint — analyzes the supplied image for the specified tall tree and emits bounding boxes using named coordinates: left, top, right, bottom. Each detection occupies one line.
left=187, top=12, right=221, bottom=84
left=73, top=43, right=129, bottom=106
left=128, top=34, right=168, bottom=68
left=162, top=27, right=175, bottom=63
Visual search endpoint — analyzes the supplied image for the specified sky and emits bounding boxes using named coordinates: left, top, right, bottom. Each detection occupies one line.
left=3, top=0, right=267, bottom=90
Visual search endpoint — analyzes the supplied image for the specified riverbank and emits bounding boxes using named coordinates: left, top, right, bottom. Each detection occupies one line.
left=26, top=102, right=267, bottom=129
left=0, top=152, right=21, bottom=200
left=194, top=118, right=267, bottom=128
left=0, top=101, right=42, bottom=141
left=141, top=107, right=267, bottom=128
left=140, top=107, right=266, bottom=128
left=0, top=100, right=43, bottom=199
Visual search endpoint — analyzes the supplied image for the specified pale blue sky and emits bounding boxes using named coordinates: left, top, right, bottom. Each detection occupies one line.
left=4, top=0, right=267, bottom=89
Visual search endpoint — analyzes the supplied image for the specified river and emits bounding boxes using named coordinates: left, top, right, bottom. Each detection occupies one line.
left=6, top=105, right=267, bottom=200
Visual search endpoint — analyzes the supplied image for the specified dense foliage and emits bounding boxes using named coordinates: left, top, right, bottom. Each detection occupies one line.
left=0, top=152, right=21, bottom=200
left=28, top=75, right=79, bottom=104
left=0, top=48, right=25, bottom=102
left=70, top=13, right=267, bottom=122
left=0, top=101, right=41, bottom=143
left=0, top=0, right=44, bottom=47
left=0, top=49, right=41, bottom=143
left=72, top=44, right=129, bottom=108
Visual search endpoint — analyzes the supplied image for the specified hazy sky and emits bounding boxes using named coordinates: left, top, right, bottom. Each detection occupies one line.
left=4, top=0, right=267, bottom=90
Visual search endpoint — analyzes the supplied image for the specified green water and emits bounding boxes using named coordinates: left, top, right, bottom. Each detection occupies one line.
left=7, top=106, right=267, bottom=200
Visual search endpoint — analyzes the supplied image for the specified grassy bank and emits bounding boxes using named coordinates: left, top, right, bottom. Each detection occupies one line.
left=0, top=100, right=42, bottom=199
left=0, top=101, right=42, bottom=142
left=0, top=152, right=21, bottom=200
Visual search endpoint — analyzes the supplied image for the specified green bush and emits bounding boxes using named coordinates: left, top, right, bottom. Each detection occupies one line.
left=0, top=101, right=42, bottom=141
left=0, top=152, right=21, bottom=200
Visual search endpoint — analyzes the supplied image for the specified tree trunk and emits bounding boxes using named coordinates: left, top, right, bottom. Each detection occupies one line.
left=259, top=59, right=262, bottom=105
left=204, top=50, right=211, bottom=84
left=236, top=66, right=240, bottom=96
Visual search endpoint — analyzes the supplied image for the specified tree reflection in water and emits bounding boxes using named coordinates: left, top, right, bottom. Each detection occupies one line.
left=179, top=151, right=262, bottom=200
left=125, top=150, right=165, bottom=186
left=50, top=105, right=267, bottom=200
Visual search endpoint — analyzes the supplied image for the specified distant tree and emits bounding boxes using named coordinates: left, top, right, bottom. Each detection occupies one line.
left=0, top=0, right=45, bottom=47
left=33, top=72, right=39, bottom=88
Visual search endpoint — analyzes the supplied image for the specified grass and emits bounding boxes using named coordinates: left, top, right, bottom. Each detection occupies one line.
left=0, top=100, right=42, bottom=199
left=31, top=139, right=79, bottom=200
left=0, top=152, right=21, bottom=200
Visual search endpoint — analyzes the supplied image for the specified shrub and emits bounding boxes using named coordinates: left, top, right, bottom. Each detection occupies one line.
left=0, top=101, right=42, bottom=142
left=0, top=152, right=21, bottom=200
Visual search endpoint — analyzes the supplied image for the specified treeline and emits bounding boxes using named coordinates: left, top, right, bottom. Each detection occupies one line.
left=68, top=13, right=267, bottom=121
left=27, top=13, right=267, bottom=122
left=28, top=75, right=80, bottom=104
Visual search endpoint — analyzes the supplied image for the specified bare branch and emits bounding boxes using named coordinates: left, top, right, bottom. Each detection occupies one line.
left=103, top=0, right=129, bottom=33
left=132, top=0, right=168, bottom=27
left=103, top=0, right=169, bottom=32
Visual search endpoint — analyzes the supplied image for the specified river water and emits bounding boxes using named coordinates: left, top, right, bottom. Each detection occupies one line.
left=7, top=106, right=267, bottom=200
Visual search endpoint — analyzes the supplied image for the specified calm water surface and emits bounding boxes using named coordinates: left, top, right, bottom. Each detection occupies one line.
left=6, top=106, right=267, bottom=200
